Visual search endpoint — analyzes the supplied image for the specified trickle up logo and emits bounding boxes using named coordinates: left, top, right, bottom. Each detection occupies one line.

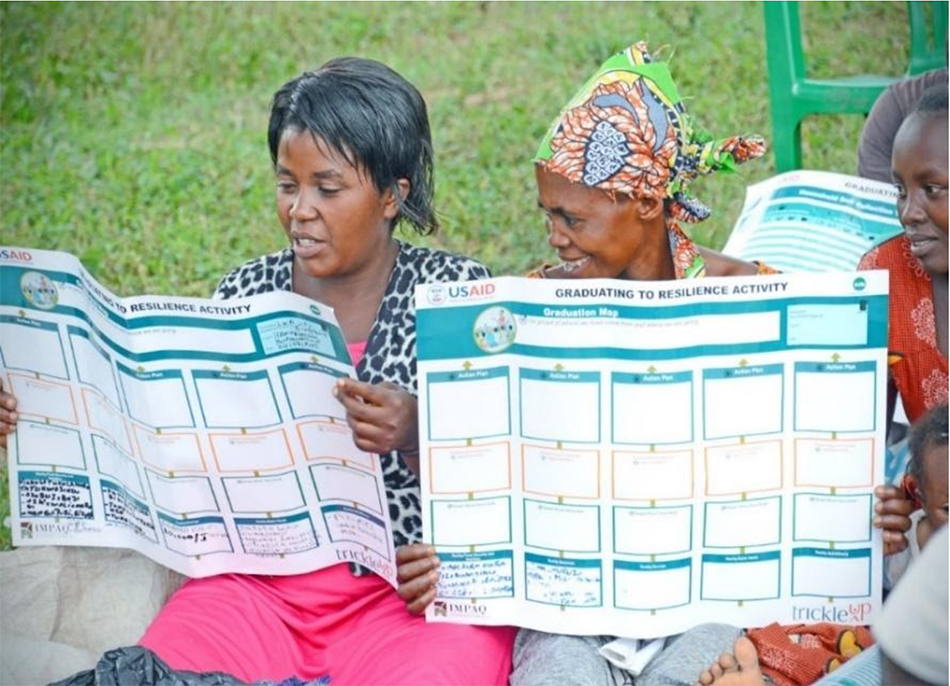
left=792, top=602, right=872, bottom=624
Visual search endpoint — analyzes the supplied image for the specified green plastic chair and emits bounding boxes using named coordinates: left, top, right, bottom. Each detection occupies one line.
left=764, top=0, right=948, bottom=172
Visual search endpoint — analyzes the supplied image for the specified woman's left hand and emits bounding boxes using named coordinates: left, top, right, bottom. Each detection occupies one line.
left=333, top=378, right=419, bottom=456
left=873, top=484, right=915, bottom=556
left=396, top=543, right=440, bottom=615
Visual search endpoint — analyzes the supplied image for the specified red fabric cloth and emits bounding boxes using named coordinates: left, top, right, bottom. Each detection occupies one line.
left=746, top=622, right=874, bottom=686
left=140, top=563, right=516, bottom=684
left=859, top=235, right=948, bottom=423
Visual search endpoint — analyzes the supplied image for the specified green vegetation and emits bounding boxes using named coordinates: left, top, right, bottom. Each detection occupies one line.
left=0, top=1, right=912, bottom=549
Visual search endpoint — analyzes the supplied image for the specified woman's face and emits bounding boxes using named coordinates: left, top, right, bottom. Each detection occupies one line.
left=535, top=166, right=655, bottom=279
left=276, top=128, right=399, bottom=280
left=892, top=113, right=949, bottom=275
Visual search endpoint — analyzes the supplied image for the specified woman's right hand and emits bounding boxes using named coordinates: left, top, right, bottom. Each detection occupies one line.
left=0, top=379, right=17, bottom=449
left=396, top=543, right=440, bottom=615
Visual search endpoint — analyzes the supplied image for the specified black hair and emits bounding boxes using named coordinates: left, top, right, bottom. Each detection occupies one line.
left=913, top=83, right=949, bottom=118
left=268, top=57, right=438, bottom=235
left=908, top=403, right=949, bottom=493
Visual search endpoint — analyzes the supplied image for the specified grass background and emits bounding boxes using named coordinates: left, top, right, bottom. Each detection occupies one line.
left=0, top=1, right=915, bottom=549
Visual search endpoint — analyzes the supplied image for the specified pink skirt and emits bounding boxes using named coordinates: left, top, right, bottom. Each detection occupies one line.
left=140, top=562, right=516, bottom=684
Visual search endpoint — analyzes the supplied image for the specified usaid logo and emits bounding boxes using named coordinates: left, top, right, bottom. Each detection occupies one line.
left=447, top=282, right=495, bottom=300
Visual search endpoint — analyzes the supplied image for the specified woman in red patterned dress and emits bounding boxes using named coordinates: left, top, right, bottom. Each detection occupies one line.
left=858, top=84, right=948, bottom=433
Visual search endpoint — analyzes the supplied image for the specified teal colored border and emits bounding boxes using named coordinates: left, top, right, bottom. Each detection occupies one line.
left=612, top=448, right=695, bottom=501
left=309, top=462, right=384, bottom=516
left=702, top=496, right=782, bottom=549
left=769, top=186, right=898, bottom=218
left=519, top=368, right=601, bottom=443
left=145, top=469, right=220, bottom=516
left=157, top=512, right=234, bottom=556
left=100, top=478, right=159, bottom=543
left=67, top=326, right=121, bottom=409
left=278, top=361, right=347, bottom=421
left=14, top=419, right=87, bottom=470
left=416, top=295, right=888, bottom=362
left=256, top=317, right=338, bottom=359
left=704, top=441, right=783, bottom=496
left=523, top=498, right=601, bottom=553
left=426, top=367, right=511, bottom=441
left=320, top=504, right=390, bottom=558
left=613, top=557, right=692, bottom=611
left=234, top=511, right=319, bottom=555
left=17, top=470, right=93, bottom=520
left=524, top=553, right=604, bottom=608
left=0, top=315, right=69, bottom=380
left=192, top=369, right=283, bottom=429
left=702, top=364, right=785, bottom=440
left=761, top=202, right=899, bottom=243
left=700, top=551, right=782, bottom=601
left=436, top=550, right=516, bottom=599
left=116, top=362, right=196, bottom=429
left=522, top=444, right=600, bottom=499
left=793, top=362, right=878, bottom=433
left=791, top=547, right=872, bottom=598
left=92, top=434, right=145, bottom=499
left=610, top=371, right=694, bottom=445
left=429, top=495, right=513, bottom=547
left=792, top=493, right=873, bottom=543
left=612, top=504, right=693, bottom=555
left=222, top=470, right=305, bottom=515
left=0, top=265, right=350, bottom=364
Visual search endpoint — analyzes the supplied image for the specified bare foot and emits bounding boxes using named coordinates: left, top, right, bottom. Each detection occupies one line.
left=694, top=637, right=764, bottom=686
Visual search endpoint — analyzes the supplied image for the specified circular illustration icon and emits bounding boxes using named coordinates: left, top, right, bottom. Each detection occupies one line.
left=20, top=271, right=59, bottom=310
left=473, top=306, right=516, bottom=353
left=426, top=284, right=447, bottom=305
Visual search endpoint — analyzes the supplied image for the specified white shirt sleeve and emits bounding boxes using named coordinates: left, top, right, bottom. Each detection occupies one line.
left=873, top=525, right=949, bottom=685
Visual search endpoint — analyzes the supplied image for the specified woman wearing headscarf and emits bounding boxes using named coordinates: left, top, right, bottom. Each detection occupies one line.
left=402, top=41, right=771, bottom=686
left=400, top=41, right=913, bottom=686
left=530, top=41, right=772, bottom=283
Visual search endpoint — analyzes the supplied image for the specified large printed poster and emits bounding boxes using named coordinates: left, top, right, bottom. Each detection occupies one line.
left=416, top=272, right=888, bottom=638
left=1, top=247, right=396, bottom=582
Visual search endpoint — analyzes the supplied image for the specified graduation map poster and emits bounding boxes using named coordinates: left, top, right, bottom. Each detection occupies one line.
left=0, top=247, right=396, bottom=583
left=416, top=272, right=888, bottom=638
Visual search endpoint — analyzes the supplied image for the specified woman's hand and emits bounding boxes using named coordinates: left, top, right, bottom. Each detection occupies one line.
left=0, top=379, right=17, bottom=449
left=333, top=378, right=419, bottom=456
left=396, top=543, right=440, bottom=615
left=874, top=484, right=915, bottom=556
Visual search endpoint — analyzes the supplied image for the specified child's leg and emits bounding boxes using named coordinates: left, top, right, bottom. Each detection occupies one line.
left=638, top=624, right=742, bottom=686
left=509, top=629, right=620, bottom=686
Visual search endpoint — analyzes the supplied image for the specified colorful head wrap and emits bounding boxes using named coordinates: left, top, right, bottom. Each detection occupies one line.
left=535, top=41, right=766, bottom=223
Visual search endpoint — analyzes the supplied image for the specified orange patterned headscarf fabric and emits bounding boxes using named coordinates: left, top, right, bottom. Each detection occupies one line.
left=536, top=41, right=766, bottom=223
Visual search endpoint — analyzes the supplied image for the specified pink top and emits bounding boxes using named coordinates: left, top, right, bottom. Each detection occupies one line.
left=347, top=340, right=368, bottom=367
left=139, top=336, right=517, bottom=682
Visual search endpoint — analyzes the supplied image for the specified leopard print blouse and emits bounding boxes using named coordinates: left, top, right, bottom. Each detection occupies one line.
left=213, top=240, right=491, bottom=548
